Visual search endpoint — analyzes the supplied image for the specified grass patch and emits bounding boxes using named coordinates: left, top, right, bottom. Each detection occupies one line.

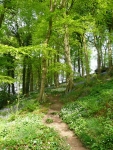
left=46, top=118, right=53, bottom=123
left=0, top=114, right=70, bottom=149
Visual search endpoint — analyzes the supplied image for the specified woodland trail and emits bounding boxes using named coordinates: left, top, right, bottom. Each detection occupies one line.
left=42, top=95, right=87, bottom=150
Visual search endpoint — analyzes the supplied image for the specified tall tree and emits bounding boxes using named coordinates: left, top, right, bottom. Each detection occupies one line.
left=38, top=0, right=56, bottom=102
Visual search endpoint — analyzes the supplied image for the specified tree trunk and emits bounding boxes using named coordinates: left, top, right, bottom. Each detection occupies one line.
left=83, top=34, right=90, bottom=81
left=97, top=49, right=101, bottom=74
left=38, top=0, right=56, bottom=102
left=78, top=49, right=81, bottom=75
left=39, top=57, right=47, bottom=102
left=6, top=54, right=15, bottom=95
left=81, top=51, right=85, bottom=77
left=25, top=63, right=31, bottom=96
left=47, top=55, right=53, bottom=86
left=22, top=57, right=26, bottom=95
left=11, top=69, right=15, bottom=95
left=107, top=38, right=112, bottom=75
left=103, top=47, right=107, bottom=67
left=0, top=13, right=5, bottom=28
left=30, top=68, right=33, bottom=92
left=7, top=66, right=11, bottom=94
left=94, top=35, right=102, bottom=75
left=108, top=39, right=112, bottom=68
left=54, top=53, right=59, bottom=87
left=64, top=25, right=74, bottom=93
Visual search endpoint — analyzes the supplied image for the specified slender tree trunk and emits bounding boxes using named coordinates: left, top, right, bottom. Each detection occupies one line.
left=81, top=53, right=85, bottom=76
left=76, top=33, right=85, bottom=77
left=83, top=34, right=90, bottom=81
left=23, top=57, right=32, bottom=96
left=78, top=49, right=81, bottom=75
left=54, top=53, right=59, bottom=87
left=107, top=38, right=113, bottom=75
left=103, top=47, right=107, bottom=67
left=39, top=57, right=47, bottom=102
left=101, top=48, right=104, bottom=68
left=94, top=36, right=102, bottom=75
left=37, top=68, right=41, bottom=89
left=0, top=13, right=5, bottom=28
left=50, top=58, right=53, bottom=86
left=64, top=25, right=74, bottom=93
left=22, top=57, right=26, bottom=95
left=54, top=73, right=59, bottom=87
left=47, top=55, right=53, bottom=86
left=25, top=63, right=31, bottom=96
left=30, top=67, right=33, bottom=92
left=7, top=66, right=11, bottom=94
left=11, top=69, right=15, bottom=95
left=73, top=56, right=76, bottom=72
left=108, top=40, right=112, bottom=68
left=97, top=49, right=101, bottom=74
left=39, top=0, right=56, bottom=102
left=6, top=54, right=15, bottom=95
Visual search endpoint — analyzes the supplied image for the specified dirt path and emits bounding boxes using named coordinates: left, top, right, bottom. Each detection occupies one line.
left=42, top=95, right=87, bottom=150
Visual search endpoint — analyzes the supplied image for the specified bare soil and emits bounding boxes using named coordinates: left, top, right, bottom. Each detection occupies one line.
left=42, top=95, right=87, bottom=150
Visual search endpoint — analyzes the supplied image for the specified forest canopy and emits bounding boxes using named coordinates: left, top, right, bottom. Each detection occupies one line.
left=0, top=0, right=113, bottom=105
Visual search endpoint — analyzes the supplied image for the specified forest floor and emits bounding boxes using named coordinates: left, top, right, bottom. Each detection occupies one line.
left=42, top=94, right=87, bottom=150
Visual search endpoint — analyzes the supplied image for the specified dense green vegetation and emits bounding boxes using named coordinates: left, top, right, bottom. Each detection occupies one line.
left=60, top=78, right=113, bottom=150
left=0, top=1, right=113, bottom=149
left=0, top=95, right=70, bottom=150
left=0, top=76, right=113, bottom=150
left=0, top=116, right=69, bottom=150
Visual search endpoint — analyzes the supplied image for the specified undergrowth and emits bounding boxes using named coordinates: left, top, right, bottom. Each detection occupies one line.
left=0, top=114, right=69, bottom=150
left=0, top=92, right=70, bottom=150
left=60, top=78, right=113, bottom=150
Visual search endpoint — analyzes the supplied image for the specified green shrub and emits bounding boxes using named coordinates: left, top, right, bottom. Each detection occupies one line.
left=0, top=91, right=17, bottom=109
left=21, top=99, right=39, bottom=112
